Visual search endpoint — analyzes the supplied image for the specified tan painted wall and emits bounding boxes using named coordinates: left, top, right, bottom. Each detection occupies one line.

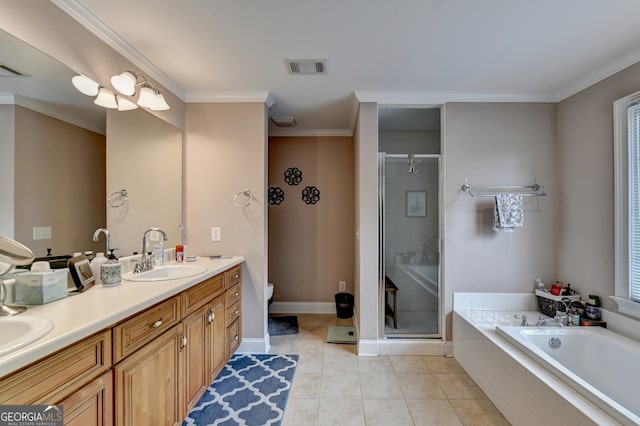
left=443, top=102, right=558, bottom=340
left=0, top=105, right=15, bottom=238
left=106, top=109, right=183, bottom=256
left=267, top=136, right=355, bottom=302
left=185, top=102, right=268, bottom=344
left=557, top=62, right=640, bottom=312
left=355, top=102, right=380, bottom=343
left=14, top=106, right=106, bottom=257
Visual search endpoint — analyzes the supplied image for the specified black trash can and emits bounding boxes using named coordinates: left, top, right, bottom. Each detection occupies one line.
left=335, top=292, right=354, bottom=319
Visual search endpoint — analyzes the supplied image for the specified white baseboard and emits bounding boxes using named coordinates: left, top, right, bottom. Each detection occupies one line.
left=357, top=339, right=379, bottom=356
left=270, top=301, right=336, bottom=314
left=378, top=339, right=446, bottom=356
left=236, top=338, right=269, bottom=354
left=444, top=341, right=454, bottom=357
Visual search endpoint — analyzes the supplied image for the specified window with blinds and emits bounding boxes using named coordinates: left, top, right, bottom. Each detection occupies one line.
left=628, top=102, right=640, bottom=302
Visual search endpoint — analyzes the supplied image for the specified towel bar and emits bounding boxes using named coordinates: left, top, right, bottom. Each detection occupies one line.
left=461, top=183, right=549, bottom=198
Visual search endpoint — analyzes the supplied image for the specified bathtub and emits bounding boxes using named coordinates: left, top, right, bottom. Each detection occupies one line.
left=496, top=325, right=640, bottom=425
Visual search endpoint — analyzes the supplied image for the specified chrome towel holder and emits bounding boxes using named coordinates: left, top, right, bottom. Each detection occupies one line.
left=461, top=181, right=549, bottom=198
left=234, top=189, right=254, bottom=207
left=108, top=189, right=128, bottom=207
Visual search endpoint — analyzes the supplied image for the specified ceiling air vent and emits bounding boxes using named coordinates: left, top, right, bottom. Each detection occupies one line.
left=0, top=65, right=23, bottom=77
left=286, top=59, right=327, bottom=75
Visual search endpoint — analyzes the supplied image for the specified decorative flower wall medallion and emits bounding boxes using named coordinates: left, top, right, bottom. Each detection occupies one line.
left=284, top=167, right=303, bottom=186
left=268, top=187, right=285, bottom=205
left=302, top=186, right=320, bottom=204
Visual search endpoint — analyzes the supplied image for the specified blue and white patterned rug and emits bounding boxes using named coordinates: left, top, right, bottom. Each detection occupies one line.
left=183, top=354, right=299, bottom=426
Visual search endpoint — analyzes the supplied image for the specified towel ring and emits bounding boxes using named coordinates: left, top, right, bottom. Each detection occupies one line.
left=108, top=189, right=128, bottom=208
left=234, top=189, right=253, bottom=208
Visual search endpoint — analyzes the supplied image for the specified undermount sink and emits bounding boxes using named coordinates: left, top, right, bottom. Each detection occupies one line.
left=122, top=264, right=208, bottom=282
left=0, top=316, right=54, bottom=357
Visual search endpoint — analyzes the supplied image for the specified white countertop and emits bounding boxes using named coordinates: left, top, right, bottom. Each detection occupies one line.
left=0, top=256, right=244, bottom=378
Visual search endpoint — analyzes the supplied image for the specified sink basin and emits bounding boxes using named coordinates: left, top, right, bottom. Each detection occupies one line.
left=122, top=264, right=207, bottom=282
left=0, top=316, right=53, bottom=357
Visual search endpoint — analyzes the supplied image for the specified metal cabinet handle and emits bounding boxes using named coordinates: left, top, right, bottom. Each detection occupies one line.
left=144, top=318, right=163, bottom=330
left=234, top=309, right=239, bottom=315
left=232, top=335, right=239, bottom=342
left=233, top=291, right=239, bottom=297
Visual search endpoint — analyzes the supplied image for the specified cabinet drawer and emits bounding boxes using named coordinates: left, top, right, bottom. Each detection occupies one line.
left=113, top=295, right=181, bottom=363
left=182, top=272, right=225, bottom=317
left=227, top=320, right=240, bottom=356
left=226, top=282, right=241, bottom=307
left=225, top=265, right=241, bottom=287
left=226, top=300, right=241, bottom=326
left=0, top=330, right=112, bottom=405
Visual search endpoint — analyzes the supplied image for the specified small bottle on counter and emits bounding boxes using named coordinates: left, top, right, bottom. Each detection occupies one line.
left=91, top=252, right=107, bottom=285
left=101, top=249, right=121, bottom=287
left=175, top=245, right=184, bottom=263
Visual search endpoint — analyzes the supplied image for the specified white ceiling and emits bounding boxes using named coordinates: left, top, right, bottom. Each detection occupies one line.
left=53, top=0, right=640, bottom=135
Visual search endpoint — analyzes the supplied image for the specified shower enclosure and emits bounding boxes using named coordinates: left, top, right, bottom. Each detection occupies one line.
left=378, top=153, right=441, bottom=337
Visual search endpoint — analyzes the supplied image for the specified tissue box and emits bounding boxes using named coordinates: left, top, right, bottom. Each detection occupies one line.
left=15, top=269, right=68, bottom=304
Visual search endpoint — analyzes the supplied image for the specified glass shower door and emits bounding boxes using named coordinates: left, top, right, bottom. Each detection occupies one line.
left=379, top=154, right=441, bottom=338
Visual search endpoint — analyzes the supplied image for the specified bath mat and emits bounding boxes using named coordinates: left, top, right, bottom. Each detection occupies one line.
left=268, top=316, right=299, bottom=336
left=327, top=325, right=357, bottom=344
left=183, top=353, right=299, bottom=426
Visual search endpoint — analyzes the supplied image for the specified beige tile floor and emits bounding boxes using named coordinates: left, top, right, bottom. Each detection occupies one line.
left=268, top=313, right=510, bottom=426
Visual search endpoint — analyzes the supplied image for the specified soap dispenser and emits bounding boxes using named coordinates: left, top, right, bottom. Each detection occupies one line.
left=101, top=249, right=121, bottom=287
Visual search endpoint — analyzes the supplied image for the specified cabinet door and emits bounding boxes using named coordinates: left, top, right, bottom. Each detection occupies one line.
left=114, top=324, right=184, bottom=426
left=183, top=304, right=208, bottom=413
left=60, top=370, right=113, bottom=426
left=208, top=294, right=226, bottom=383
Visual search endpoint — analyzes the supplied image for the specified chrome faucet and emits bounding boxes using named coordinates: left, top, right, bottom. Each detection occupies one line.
left=134, top=227, right=168, bottom=273
left=535, top=314, right=564, bottom=327
left=92, top=228, right=112, bottom=253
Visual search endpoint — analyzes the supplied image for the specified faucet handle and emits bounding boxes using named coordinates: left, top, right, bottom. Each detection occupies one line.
left=514, top=314, right=528, bottom=326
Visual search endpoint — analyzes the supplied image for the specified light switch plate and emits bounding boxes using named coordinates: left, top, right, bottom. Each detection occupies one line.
left=211, top=227, right=221, bottom=242
left=33, top=226, right=52, bottom=240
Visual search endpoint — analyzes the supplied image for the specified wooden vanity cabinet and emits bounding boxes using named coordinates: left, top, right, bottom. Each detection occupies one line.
left=183, top=293, right=226, bottom=413
left=115, top=264, right=242, bottom=425
left=114, top=324, right=185, bottom=426
left=0, top=263, right=242, bottom=426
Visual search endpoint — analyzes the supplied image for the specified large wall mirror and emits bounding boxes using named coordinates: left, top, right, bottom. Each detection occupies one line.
left=0, top=29, right=183, bottom=259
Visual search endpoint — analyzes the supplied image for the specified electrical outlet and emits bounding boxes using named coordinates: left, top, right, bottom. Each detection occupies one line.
left=211, top=227, right=221, bottom=242
left=339, top=281, right=346, bottom=291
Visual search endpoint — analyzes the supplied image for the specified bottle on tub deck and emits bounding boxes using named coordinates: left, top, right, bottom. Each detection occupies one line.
left=101, top=249, right=121, bottom=286
left=90, top=252, right=107, bottom=285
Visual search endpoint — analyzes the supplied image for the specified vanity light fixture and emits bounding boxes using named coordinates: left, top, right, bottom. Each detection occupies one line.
left=116, top=95, right=138, bottom=111
left=93, top=87, right=118, bottom=109
left=71, top=74, right=99, bottom=96
left=111, top=71, right=171, bottom=111
left=110, top=71, right=137, bottom=96
left=72, top=71, right=170, bottom=111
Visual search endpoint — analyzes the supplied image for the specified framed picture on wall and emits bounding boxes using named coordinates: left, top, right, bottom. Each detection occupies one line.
left=406, top=191, right=427, bottom=217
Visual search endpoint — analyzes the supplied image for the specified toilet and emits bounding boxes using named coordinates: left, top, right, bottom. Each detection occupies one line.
left=267, top=282, right=274, bottom=307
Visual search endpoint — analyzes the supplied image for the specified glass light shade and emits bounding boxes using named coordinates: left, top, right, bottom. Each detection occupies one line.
left=137, top=85, right=156, bottom=109
left=72, top=75, right=99, bottom=96
left=150, top=92, right=170, bottom=111
left=94, top=87, right=118, bottom=109
left=111, top=71, right=136, bottom=96
left=116, top=95, right=138, bottom=111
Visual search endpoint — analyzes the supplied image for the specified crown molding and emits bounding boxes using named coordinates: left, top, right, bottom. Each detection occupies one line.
left=51, top=0, right=186, bottom=100
left=354, top=90, right=557, bottom=105
left=557, top=46, right=640, bottom=102
left=268, top=127, right=353, bottom=138
left=185, top=91, right=275, bottom=106
left=4, top=94, right=105, bottom=134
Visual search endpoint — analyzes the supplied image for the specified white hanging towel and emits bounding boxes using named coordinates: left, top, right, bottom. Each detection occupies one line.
left=493, top=193, right=524, bottom=232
